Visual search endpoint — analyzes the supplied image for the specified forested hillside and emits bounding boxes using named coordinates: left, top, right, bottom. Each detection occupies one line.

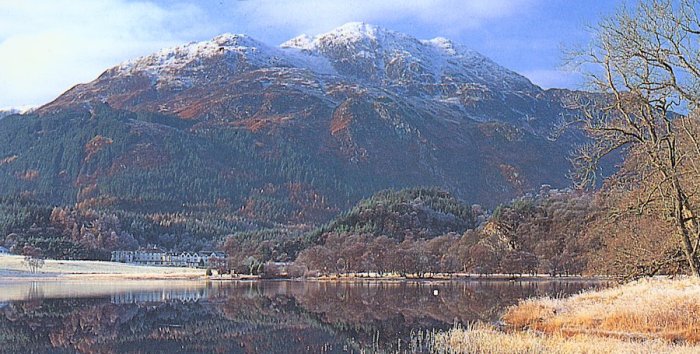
left=0, top=24, right=608, bottom=271
left=291, top=187, right=605, bottom=277
left=0, top=105, right=353, bottom=220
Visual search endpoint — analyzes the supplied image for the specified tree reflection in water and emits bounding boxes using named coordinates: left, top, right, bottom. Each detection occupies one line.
left=0, top=280, right=603, bottom=353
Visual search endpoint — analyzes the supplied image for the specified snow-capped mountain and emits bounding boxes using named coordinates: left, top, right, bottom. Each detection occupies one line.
left=282, top=22, right=536, bottom=94
left=107, top=22, right=532, bottom=95
left=43, top=22, right=561, bottom=131
left=19, top=23, right=584, bottom=214
left=111, top=34, right=337, bottom=91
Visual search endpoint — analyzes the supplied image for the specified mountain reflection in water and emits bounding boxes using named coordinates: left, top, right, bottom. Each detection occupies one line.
left=0, top=280, right=604, bottom=353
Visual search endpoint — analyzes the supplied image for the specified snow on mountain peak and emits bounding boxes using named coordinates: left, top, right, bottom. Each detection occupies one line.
left=424, top=37, right=460, bottom=56
left=281, top=22, right=485, bottom=65
left=211, top=33, right=256, bottom=47
left=281, top=34, right=314, bottom=51
left=109, top=33, right=314, bottom=90
left=280, top=22, right=535, bottom=93
left=328, top=22, right=381, bottom=41
left=102, top=23, right=533, bottom=96
left=115, top=33, right=269, bottom=75
left=282, top=22, right=413, bottom=50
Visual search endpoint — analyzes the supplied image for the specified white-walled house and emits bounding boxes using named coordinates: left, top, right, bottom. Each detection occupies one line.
left=111, top=250, right=134, bottom=263
left=111, top=247, right=166, bottom=265
left=111, top=248, right=227, bottom=268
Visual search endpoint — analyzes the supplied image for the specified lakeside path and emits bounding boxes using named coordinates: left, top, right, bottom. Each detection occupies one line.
left=0, top=254, right=206, bottom=281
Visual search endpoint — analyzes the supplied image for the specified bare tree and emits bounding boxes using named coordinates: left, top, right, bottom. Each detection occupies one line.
left=22, top=246, right=45, bottom=274
left=569, top=0, right=700, bottom=276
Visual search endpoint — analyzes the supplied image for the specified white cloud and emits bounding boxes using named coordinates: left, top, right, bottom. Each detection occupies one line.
left=0, top=0, right=543, bottom=107
left=236, top=0, right=534, bottom=40
left=0, top=0, right=211, bottom=108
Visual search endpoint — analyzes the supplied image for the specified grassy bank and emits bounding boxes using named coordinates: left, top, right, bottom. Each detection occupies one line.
left=0, top=254, right=205, bottom=280
left=433, top=278, right=700, bottom=353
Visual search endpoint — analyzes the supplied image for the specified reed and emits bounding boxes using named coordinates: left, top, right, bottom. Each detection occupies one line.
left=431, top=278, right=700, bottom=353
left=432, top=323, right=700, bottom=354
left=504, top=277, right=700, bottom=343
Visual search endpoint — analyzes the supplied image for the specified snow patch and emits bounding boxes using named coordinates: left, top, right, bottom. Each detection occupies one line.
left=116, top=33, right=268, bottom=77
left=104, top=22, right=536, bottom=99
left=113, top=32, right=338, bottom=87
left=281, top=34, right=314, bottom=51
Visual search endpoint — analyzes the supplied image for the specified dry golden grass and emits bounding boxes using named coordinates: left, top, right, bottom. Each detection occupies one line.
left=433, top=323, right=700, bottom=354
left=503, top=277, right=700, bottom=343
left=433, top=278, right=700, bottom=353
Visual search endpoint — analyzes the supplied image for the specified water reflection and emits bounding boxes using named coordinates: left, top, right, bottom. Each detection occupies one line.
left=0, top=280, right=603, bottom=353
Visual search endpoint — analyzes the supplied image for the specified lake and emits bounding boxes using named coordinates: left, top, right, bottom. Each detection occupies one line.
left=0, top=279, right=604, bottom=353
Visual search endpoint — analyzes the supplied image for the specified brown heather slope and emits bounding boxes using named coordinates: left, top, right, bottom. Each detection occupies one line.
left=36, top=67, right=575, bottom=208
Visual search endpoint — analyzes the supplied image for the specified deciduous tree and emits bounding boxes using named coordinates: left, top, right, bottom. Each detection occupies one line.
left=569, top=0, right=700, bottom=276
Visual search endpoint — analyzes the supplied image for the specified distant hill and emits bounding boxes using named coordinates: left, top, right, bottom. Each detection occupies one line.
left=224, top=187, right=479, bottom=270
left=308, top=188, right=476, bottom=243
left=290, top=187, right=604, bottom=277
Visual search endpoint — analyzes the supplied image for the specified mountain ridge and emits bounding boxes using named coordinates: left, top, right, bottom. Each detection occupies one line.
left=4, top=23, right=583, bottom=231
left=40, top=22, right=544, bottom=124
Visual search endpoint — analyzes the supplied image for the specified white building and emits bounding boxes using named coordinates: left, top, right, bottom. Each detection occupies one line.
left=111, top=248, right=227, bottom=268
left=134, top=247, right=166, bottom=265
left=111, top=250, right=134, bottom=263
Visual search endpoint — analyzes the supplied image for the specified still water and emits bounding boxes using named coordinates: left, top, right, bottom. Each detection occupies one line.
left=0, top=280, right=603, bottom=353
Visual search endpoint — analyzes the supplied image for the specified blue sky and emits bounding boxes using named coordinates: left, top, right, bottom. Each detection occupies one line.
left=0, top=0, right=624, bottom=109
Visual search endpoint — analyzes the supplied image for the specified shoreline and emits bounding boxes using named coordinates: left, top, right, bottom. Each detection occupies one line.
left=0, top=273, right=608, bottom=283
left=0, top=274, right=263, bottom=282
left=0, top=255, right=611, bottom=283
left=305, top=273, right=609, bottom=283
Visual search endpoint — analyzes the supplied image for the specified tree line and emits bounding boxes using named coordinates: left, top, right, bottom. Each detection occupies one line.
left=292, top=188, right=600, bottom=278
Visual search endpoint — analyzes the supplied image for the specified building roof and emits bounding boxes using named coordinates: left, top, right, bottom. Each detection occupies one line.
left=109, top=248, right=227, bottom=258
left=137, top=246, right=166, bottom=253
left=200, top=250, right=227, bottom=257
